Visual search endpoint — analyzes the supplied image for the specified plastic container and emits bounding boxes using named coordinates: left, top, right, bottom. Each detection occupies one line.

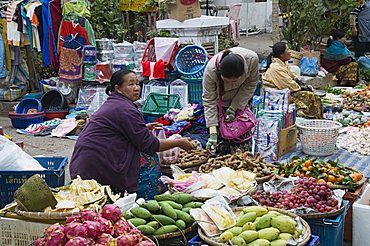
left=343, top=182, right=366, bottom=242
left=0, top=217, right=51, bottom=246
left=182, top=76, right=203, bottom=105
left=15, top=98, right=42, bottom=114
left=170, top=80, right=188, bottom=108
left=175, top=45, right=208, bottom=78
left=296, top=120, right=342, bottom=156
left=353, top=184, right=370, bottom=246
left=142, top=93, right=181, bottom=118
left=288, top=59, right=301, bottom=77
left=188, top=235, right=203, bottom=246
left=41, top=90, right=68, bottom=111
left=8, top=112, right=45, bottom=129
left=306, top=235, right=320, bottom=246
left=304, top=200, right=349, bottom=246
left=0, top=156, right=67, bottom=208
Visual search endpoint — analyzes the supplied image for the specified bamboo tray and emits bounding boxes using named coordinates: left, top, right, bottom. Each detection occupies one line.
left=148, top=223, right=198, bottom=246
left=198, top=207, right=311, bottom=246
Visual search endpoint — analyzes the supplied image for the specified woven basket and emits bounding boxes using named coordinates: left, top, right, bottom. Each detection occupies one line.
left=14, top=196, right=106, bottom=220
left=297, top=201, right=345, bottom=219
left=198, top=207, right=311, bottom=246
left=148, top=223, right=198, bottom=246
left=296, top=120, right=342, bottom=156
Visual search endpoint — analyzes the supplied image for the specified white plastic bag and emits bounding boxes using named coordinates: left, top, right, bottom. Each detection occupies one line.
left=0, top=136, right=44, bottom=171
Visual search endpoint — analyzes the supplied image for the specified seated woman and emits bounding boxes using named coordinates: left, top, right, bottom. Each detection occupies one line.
left=262, top=42, right=322, bottom=119
left=321, top=29, right=358, bottom=86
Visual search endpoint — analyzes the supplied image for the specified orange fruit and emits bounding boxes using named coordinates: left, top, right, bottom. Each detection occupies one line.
left=304, top=160, right=312, bottom=167
left=308, top=166, right=313, bottom=171
left=328, top=175, right=336, bottom=183
left=317, top=179, right=326, bottom=183
left=302, top=167, right=308, bottom=172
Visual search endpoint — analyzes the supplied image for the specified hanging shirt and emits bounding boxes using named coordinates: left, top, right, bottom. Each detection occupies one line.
left=42, top=0, right=58, bottom=68
left=62, top=0, right=90, bottom=18
left=63, top=34, right=87, bottom=50
left=58, top=20, right=90, bottom=54
left=26, top=2, right=42, bottom=51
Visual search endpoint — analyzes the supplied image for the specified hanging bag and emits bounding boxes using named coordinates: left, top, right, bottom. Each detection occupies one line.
left=215, top=53, right=257, bottom=143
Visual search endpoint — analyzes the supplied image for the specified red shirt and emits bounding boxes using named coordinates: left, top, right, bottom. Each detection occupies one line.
left=59, top=21, right=90, bottom=55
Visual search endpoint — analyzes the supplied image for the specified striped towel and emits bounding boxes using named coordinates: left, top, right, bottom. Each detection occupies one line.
left=16, top=120, right=63, bottom=135
left=278, top=144, right=370, bottom=178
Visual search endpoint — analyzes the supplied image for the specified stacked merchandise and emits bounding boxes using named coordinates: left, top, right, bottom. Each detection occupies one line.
left=95, top=38, right=113, bottom=82
left=112, top=41, right=135, bottom=73
left=83, top=46, right=97, bottom=81
left=253, top=88, right=297, bottom=161
left=134, top=41, right=147, bottom=75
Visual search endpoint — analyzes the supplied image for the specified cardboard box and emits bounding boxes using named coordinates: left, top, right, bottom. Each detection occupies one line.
left=353, top=184, right=370, bottom=246
left=165, top=0, right=201, bottom=21
left=278, top=124, right=297, bottom=157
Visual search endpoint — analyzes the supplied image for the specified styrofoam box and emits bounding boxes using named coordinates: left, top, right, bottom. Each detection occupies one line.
left=170, top=84, right=188, bottom=108
left=353, top=183, right=370, bottom=246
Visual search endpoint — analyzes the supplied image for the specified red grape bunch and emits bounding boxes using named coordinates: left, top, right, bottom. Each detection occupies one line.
left=252, top=177, right=339, bottom=213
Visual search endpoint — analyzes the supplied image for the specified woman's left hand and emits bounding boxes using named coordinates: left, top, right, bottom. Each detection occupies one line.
left=146, top=122, right=163, bottom=131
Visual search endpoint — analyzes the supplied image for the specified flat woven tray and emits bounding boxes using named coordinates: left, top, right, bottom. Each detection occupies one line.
left=198, top=207, right=311, bottom=246
left=148, top=223, right=198, bottom=246
left=296, top=201, right=345, bottom=219
left=14, top=196, right=106, bottom=220
left=274, top=168, right=366, bottom=190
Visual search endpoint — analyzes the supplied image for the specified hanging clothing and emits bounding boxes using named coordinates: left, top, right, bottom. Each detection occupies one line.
left=35, top=5, right=43, bottom=48
left=26, top=2, right=42, bottom=51
left=62, top=0, right=90, bottom=18
left=63, top=34, right=87, bottom=50
left=50, top=0, right=62, bottom=47
left=58, top=46, right=83, bottom=83
left=0, top=20, right=11, bottom=73
left=62, top=13, right=95, bottom=46
left=58, top=20, right=90, bottom=54
left=42, top=0, right=58, bottom=68
left=0, top=34, right=7, bottom=78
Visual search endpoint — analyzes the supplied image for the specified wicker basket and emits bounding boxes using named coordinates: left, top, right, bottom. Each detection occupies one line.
left=198, top=207, right=311, bottom=246
left=296, top=120, right=342, bottom=156
left=148, top=223, right=198, bottom=246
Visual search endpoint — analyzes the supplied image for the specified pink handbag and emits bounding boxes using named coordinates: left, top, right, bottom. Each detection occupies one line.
left=218, top=97, right=257, bottom=143
left=215, top=51, right=257, bottom=143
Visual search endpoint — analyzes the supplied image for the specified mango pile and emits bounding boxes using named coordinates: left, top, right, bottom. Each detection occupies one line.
left=218, top=206, right=303, bottom=246
left=123, top=192, right=202, bottom=236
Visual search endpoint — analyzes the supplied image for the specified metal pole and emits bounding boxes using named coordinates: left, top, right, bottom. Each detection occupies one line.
left=206, top=0, right=209, bottom=15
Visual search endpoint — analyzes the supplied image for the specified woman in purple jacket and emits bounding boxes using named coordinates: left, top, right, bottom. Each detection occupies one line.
left=70, top=70, right=195, bottom=198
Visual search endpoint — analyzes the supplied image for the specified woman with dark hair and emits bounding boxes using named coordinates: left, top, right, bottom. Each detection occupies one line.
left=321, top=29, right=358, bottom=86
left=202, top=47, right=259, bottom=153
left=262, top=42, right=323, bottom=119
left=70, top=69, right=195, bottom=199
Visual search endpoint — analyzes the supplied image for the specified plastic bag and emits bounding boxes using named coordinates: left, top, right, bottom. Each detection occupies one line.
left=358, top=56, right=370, bottom=73
left=299, top=56, right=318, bottom=76
left=0, top=136, right=44, bottom=171
left=87, top=87, right=108, bottom=115
left=152, top=128, right=181, bottom=164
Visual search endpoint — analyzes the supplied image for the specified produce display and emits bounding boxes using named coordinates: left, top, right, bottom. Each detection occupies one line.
left=14, top=175, right=119, bottom=213
left=324, top=87, right=344, bottom=95
left=273, top=157, right=363, bottom=187
left=34, top=204, right=155, bottom=246
left=161, top=166, right=257, bottom=201
left=333, top=110, right=368, bottom=126
left=204, top=206, right=306, bottom=245
left=252, top=177, right=339, bottom=213
left=337, top=127, right=370, bottom=155
left=199, top=150, right=273, bottom=180
left=342, top=89, right=370, bottom=111
left=171, top=148, right=210, bottom=168
left=123, top=192, right=197, bottom=236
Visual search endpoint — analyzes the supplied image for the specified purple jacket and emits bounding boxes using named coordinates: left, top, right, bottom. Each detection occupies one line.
left=70, top=91, right=160, bottom=193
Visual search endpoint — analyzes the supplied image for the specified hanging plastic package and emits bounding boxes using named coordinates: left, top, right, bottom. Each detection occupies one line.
left=83, top=45, right=97, bottom=64
left=299, top=56, right=318, bottom=76
left=83, top=64, right=96, bottom=81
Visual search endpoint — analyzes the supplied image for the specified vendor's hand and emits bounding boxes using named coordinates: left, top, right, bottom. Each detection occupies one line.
left=352, top=27, right=358, bottom=37
left=225, top=107, right=236, bottom=122
left=146, top=122, right=163, bottom=131
left=177, top=138, right=197, bottom=151
left=206, top=133, right=218, bottom=150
